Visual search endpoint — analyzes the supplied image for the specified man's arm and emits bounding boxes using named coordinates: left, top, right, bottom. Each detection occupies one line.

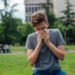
left=27, top=30, right=42, bottom=66
left=27, top=44, right=41, bottom=66
left=47, top=42, right=65, bottom=60
left=42, top=30, right=65, bottom=60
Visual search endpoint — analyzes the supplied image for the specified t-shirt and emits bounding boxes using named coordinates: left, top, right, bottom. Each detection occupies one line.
left=26, top=29, right=65, bottom=73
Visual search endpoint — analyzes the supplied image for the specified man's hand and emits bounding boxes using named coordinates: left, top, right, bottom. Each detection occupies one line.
left=41, top=30, right=50, bottom=46
left=27, top=30, right=43, bottom=66
left=37, top=30, right=43, bottom=46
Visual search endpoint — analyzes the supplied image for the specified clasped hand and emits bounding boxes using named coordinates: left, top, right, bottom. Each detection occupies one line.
left=37, top=29, right=50, bottom=46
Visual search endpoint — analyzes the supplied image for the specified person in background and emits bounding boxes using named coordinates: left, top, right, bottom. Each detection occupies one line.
left=4, top=44, right=10, bottom=53
left=0, top=44, right=2, bottom=53
left=26, top=11, right=67, bottom=75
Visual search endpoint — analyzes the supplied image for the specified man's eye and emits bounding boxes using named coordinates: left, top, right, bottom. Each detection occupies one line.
left=37, top=29, right=40, bottom=30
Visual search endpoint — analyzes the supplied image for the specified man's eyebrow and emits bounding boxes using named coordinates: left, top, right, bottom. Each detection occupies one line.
left=37, top=27, right=45, bottom=30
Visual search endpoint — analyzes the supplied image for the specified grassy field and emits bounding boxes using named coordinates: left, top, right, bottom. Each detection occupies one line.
left=65, top=45, right=75, bottom=51
left=10, top=46, right=26, bottom=52
left=0, top=53, right=75, bottom=75
left=0, top=55, right=32, bottom=75
left=9, top=44, right=75, bottom=52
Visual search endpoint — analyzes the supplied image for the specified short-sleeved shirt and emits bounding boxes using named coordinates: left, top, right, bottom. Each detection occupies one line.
left=26, top=29, right=65, bottom=73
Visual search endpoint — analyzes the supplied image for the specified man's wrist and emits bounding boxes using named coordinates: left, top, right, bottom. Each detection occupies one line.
left=47, top=41, right=52, bottom=47
left=37, top=43, right=41, bottom=49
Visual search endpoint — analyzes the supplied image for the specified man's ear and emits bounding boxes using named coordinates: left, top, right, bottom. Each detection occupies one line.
left=34, top=27, right=38, bottom=32
left=34, top=27, right=36, bottom=31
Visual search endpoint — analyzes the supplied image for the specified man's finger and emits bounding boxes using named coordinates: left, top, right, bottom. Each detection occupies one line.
left=42, top=32, right=46, bottom=38
left=42, top=29, right=46, bottom=33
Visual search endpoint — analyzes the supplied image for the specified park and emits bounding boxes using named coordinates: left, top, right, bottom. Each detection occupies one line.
left=0, top=45, right=75, bottom=75
left=0, top=0, right=75, bottom=75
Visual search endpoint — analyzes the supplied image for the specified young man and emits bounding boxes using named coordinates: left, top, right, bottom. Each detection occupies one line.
left=26, top=11, right=67, bottom=75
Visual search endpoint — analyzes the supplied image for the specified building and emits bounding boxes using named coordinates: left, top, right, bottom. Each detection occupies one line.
left=53, top=0, right=75, bottom=17
left=25, top=0, right=75, bottom=23
left=25, top=0, right=56, bottom=23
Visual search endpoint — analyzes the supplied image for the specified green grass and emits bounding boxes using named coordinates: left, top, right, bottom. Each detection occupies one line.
left=0, top=53, right=75, bottom=75
left=10, top=46, right=27, bottom=52
left=9, top=44, right=75, bottom=52
left=64, top=45, right=75, bottom=51
left=60, top=53, right=75, bottom=75
left=0, top=55, right=33, bottom=75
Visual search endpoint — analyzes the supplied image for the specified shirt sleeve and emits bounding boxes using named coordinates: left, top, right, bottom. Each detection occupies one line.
left=25, top=35, right=34, bottom=50
left=56, top=29, right=65, bottom=47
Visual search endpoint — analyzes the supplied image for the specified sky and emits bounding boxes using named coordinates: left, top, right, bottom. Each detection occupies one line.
left=0, top=0, right=25, bottom=23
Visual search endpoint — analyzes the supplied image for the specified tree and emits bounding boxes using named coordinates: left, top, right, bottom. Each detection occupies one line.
left=0, top=0, right=20, bottom=44
left=54, top=21, right=75, bottom=44
left=41, top=0, right=51, bottom=13
left=0, top=23, right=5, bottom=43
left=41, top=0, right=57, bottom=28
left=47, top=11, right=57, bottom=28
left=60, top=0, right=75, bottom=26
left=3, top=17, right=22, bottom=44
left=59, top=0, right=75, bottom=44
left=54, top=21, right=67, bottom=44
left=18, top=23, right=35, bottom=45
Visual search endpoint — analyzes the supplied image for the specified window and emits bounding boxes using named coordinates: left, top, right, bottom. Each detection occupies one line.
left=26, top=16, right=28, bottom=22
left=38, top=7, right=40, bottom=10
left=29, top=7, right=31, bottom=12
left=32, top=7, right=35, bottom=13
left=38, top=7, right=41, bottom=11
left=35, top=7, right=38, bottom=11
left=26, top=7, right=29, bottom=13
left=29, top=16, right=31, bottom=22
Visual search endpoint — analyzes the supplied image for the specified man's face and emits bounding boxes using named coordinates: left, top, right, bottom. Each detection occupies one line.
left=34, top=21, right=48, bottom=32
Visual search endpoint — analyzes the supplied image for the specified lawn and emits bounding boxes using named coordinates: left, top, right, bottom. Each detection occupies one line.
left=0, top=55, right=33, bottom=75
left=10, top=46, right=27, bottom=52
left=65, top=45, right=75, bottom=51
left=0, top=53, right=75, bottom=75
left=9, top=44, right=75, bottom=52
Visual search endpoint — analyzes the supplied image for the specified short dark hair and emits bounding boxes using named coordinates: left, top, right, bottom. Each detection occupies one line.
left=31, top=11, right=48, bottom=27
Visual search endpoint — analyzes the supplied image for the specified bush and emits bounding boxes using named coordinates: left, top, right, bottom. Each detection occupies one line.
left=18, top=23, right=35, bottom=45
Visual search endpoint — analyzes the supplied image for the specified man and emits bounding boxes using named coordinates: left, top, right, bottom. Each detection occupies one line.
left=26, top=11, right=67, bottom=75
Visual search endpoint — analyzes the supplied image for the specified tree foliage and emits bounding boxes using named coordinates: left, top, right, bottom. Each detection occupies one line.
left=0, top=0, right=22, bottom=44
left=60, top=0, right=75, bottom=26
left=18, top=23, right=35, bottom=45
left=41, top=0, right=57, bottom=28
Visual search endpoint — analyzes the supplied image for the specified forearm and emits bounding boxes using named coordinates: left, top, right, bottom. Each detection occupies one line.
left=28, top=44, right=41, bottom=66
left=48, top=42, right=65, bottom=60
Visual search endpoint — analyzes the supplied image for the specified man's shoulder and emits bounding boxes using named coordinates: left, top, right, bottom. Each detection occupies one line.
left=50, top=28, right=59, bottom=32
left=27, top=32, right=37, bottom=39
left=50, top=29, right=60, bottom=34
